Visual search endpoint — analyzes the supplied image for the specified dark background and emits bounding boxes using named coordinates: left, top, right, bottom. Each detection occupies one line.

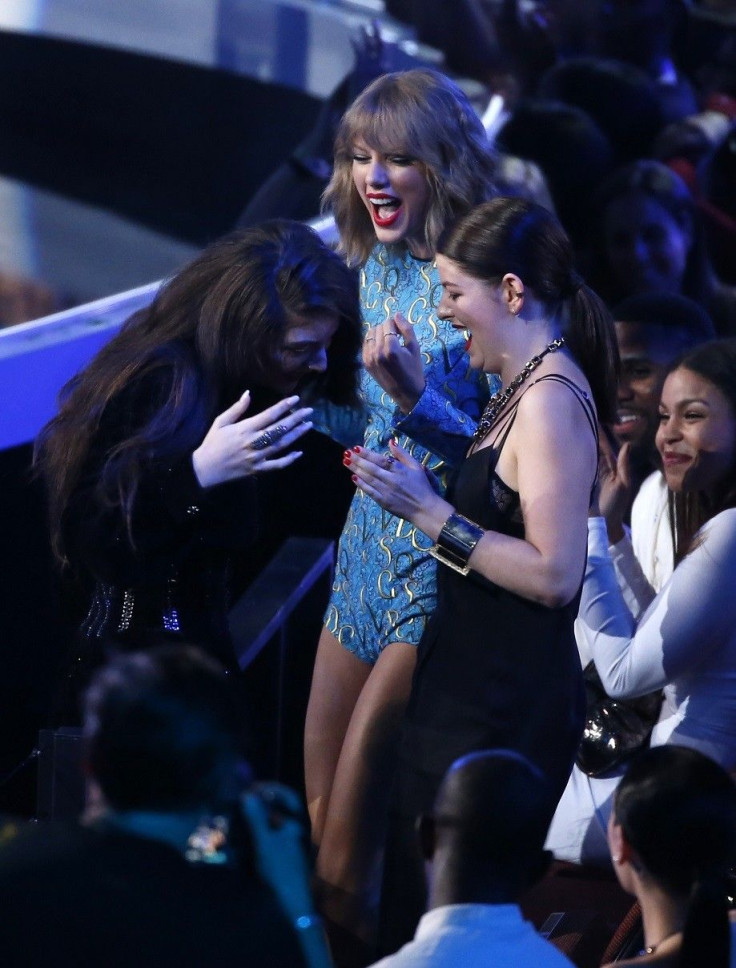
left=0, top=30, right=322, bottom=244
left=0, top=29, right=348, bottom=814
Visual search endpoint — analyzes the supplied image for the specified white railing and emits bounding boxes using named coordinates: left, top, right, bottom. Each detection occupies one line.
left=0, top=215, right=339, bottom=451
left=0, top=281, right=160, bottom=450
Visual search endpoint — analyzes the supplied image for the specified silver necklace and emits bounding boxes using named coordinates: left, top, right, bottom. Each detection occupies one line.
left=473, top=337, right=566, bottom=443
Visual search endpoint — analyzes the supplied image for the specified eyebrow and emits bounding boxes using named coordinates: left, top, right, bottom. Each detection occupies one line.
left=659, top=397, right=710, bottom=410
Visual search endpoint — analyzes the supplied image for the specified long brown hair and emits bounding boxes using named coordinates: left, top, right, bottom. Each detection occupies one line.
left=666, top=338, right=736, bottom=563
left=35, top=220, right=361, bottom=562
left=323, top=68, right=498, bottom=266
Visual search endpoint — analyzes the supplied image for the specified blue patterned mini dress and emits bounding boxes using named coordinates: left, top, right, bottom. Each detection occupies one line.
left=324, top=244, right=490, bottom=663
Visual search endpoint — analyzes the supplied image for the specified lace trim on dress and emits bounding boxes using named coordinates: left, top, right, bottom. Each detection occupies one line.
left=490, top=472, right=523, bottom=524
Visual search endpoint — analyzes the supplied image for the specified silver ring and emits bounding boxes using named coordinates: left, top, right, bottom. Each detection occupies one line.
left=383, top=331, right=405, bottom=346
left=251, top=424, right=288, bottom=450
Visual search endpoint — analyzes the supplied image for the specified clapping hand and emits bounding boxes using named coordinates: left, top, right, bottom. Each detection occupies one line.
left=595, top=431, right=631, bottom=543
left=192, top=391, right=313, bottom=488
left=345, top=438, right=446, bottom=526
left=362, top=312, right=425, bottom=414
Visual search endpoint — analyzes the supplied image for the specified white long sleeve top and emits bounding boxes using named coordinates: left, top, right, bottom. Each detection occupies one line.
left=630, top=470, right=674, bottom=593
left=578, top=512, right=736, bottom=769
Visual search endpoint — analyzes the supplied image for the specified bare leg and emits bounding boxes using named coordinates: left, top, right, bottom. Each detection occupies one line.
left=315, top=640, right=417, bottom=947
left=304, top=627, right=372, bottom=847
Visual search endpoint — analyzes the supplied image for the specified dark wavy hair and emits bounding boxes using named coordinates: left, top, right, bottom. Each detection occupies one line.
left=614, top=745, right=736, bottom=968
left=323, top=68, right=497, bottom=266
left=437, top=196, right=619, bottom=424
left=35, top=220, right=361, bottom=562
left=664, top=337, right=736, bottom=562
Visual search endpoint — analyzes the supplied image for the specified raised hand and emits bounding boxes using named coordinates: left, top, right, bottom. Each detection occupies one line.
left=362, top=312, right=425, bottom=414
left=349, top=19, right=388, bottom=96
left=344, top=438, right=447, bottom=528
left=192, top=391, right=313, bottom=488
left=242, top=783, right=331, bottom=968
left=596, top=433, right=632, bottom=543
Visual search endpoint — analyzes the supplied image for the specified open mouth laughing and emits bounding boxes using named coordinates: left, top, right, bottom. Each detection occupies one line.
left=367, top=193, right=402, bottom=227
left=613, top=410, right=647, bottom=439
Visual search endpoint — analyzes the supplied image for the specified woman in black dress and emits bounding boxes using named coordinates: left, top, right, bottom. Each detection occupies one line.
left=347, top=196, right=619, bottom=949
left=36, top=220, right=361, bottom=718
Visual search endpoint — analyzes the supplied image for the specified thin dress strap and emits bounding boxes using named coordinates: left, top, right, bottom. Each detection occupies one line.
left=529, top=373, right=600, bottom=494
left=530, top=374, right=598, bottom=441
left=476, top=372, right=598, bottom=460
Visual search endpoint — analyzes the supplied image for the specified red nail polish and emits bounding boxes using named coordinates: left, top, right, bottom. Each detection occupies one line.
left=342, top=456, right=351, bottom=466
left=351, top=475, right=358, bottom=483
left=352, top=447, right=361, bottom=454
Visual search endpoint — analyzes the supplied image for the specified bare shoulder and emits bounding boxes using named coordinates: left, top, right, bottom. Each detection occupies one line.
left=514, top=369, right=597, bottom=442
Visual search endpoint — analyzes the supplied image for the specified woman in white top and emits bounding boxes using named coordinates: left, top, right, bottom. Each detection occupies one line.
left=548, top=337, right=736, bottom=865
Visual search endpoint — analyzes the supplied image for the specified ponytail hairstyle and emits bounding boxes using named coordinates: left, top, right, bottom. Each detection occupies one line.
left=664, top=338, right=736, bottom=563
left=613, top=746, right=736, bottom=968
left=437, top=196, right=619, bottom=423
left=35, top=220, right=362, bottom=562
left=323, top=68, right=498, bottom=266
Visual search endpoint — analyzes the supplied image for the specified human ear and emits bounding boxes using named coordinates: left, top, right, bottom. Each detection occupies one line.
left=608, top=819, right=625, bottom=865
left=501, top=273, right=524, bottom=316
left=608, top=818, right=638, bottom=869
left=416, top=814, right=436, bottom=861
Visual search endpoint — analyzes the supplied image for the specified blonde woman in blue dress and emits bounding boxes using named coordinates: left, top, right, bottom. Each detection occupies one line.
left=303, top=69, right=497, bottom=954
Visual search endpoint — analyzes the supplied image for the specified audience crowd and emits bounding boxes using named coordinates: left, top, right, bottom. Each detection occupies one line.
left=5, top=2, right=736, bottom=967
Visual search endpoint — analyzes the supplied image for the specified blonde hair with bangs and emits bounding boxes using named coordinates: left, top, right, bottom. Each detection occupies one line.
left=322, top=69, right=497, bottom=266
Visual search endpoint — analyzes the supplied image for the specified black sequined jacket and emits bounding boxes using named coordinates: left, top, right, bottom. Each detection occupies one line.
left=62, top=363, right=258, bottom=672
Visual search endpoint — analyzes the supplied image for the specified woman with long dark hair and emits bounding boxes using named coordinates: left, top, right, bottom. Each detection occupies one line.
left=349, top=195, right=619, bottom=948
left=36, top=220, right=361, bottom=716
left=549, top=337, right=736, bottom=867
left=606, top=745, right=736, bottom=967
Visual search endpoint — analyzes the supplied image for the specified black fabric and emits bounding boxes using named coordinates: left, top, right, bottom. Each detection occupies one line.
left=379, top=379, right=593, bottom=954
left=576, top=662, right=662, bottom=777
left=55, top=362, right=257, bottom=721
left=0, top=819, right=305, bottom=967
left=0, top=31, right=321, bottom=244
